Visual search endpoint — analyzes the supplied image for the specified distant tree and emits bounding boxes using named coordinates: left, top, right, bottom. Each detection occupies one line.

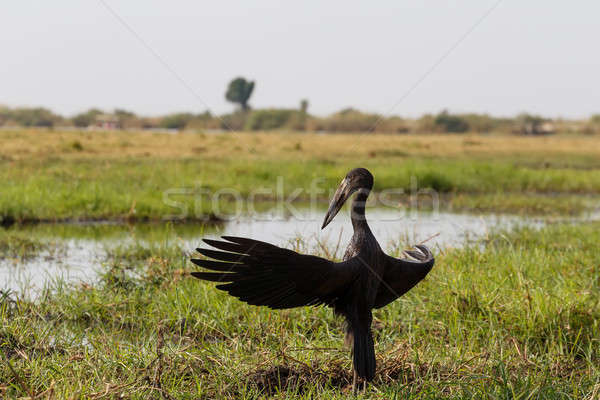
left=300, top=99, right=309, bottom=114
left=72, top=108, right=103, bottom=128
left=434, top=110, right=469, bottom=133
left=297, top=99, right=309, bottom=131
left=13, top=107, right=60, bottom=127
left=225, top=77, right=255, bottom=111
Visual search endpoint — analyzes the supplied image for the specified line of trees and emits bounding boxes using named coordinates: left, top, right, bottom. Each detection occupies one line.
left=2, top=76, right=600, bottom=134
left=3, top=104, right=600, bottom=135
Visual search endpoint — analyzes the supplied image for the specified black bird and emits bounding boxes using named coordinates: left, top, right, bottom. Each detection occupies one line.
left=190, top=168, right=434, bottom=390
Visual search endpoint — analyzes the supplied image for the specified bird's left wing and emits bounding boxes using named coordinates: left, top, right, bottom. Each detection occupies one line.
left=374, top=245, right=435, bottom=309
left=190, top=236, right=360, bottom=309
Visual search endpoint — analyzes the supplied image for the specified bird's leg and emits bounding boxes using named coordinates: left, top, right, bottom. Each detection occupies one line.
left=352, top=369, right=358, bottom=394
left=362, top=379, right=367, bottom=393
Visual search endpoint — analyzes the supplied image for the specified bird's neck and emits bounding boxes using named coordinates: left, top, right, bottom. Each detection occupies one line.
left=351, top=189, right=371, bottom=232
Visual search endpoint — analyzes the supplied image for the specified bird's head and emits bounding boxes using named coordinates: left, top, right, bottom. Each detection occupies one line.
left=321, top=168, right=374, bottom=229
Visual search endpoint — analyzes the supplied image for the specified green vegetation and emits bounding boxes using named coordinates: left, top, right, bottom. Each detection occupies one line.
left=2, top=157, right=600, bottom=224
left=2, top=102, right=600, bottom=134
left=2, top=130, right=600, bottom=224
left=244, top=108, right=300, bottom=130
left=1, top=222, right=599, bottom=398
left=0, top=107, right=63, bottom=128
left=71, top=108, right=103, bottom=128
left=1, top=127, right=599, bottom=397
left=308, top=108, right=406, bottom=133
left=159, top=113, right=195, bottom=130
left=434, top=110, right=470, bottom=133
left=225, top=77, right=255, bottom=111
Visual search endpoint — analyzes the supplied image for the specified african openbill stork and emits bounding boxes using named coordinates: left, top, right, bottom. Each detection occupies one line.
left=190, top=168, right=434, bottom=390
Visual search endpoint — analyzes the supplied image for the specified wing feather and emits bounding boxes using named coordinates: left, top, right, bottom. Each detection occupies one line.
left=191, top=236, right=360, bottom=309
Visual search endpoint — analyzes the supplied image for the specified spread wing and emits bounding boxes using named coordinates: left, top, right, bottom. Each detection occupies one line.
left=374, top=245, right=435, bottom=309
left=190, top=236, right=360, bottom=309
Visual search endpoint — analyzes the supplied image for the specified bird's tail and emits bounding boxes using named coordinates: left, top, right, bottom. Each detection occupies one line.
left=351, top=322, right=376, bottom=381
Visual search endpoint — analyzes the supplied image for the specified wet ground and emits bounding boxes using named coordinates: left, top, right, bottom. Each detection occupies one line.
left=1, top=206, right=596, bottom=296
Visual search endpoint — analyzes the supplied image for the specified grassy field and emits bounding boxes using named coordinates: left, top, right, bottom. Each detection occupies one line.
left=2, top=129, right=600, bottom=224
left=1, top=222, right=599, bottom=398
left=1, top=129, right=600, bottom=398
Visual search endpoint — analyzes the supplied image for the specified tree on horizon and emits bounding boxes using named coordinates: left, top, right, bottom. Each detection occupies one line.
left=225, top=77, right=255, bottom=111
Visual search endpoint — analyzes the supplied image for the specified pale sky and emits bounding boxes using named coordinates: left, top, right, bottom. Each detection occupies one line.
left=2, top=1, right=599, bottom=118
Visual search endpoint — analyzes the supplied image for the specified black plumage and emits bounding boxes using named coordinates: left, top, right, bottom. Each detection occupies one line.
left=190, top=168, right=434, bottom=389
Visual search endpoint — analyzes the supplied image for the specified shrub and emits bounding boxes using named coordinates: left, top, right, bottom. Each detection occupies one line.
left=459, top=113, right=512, bottom=133
left=219, top=111, right=249, bottom=131
left=308, top=109, right=409, bottom=133
left=184, top=112, right=221, bottom=131
left=10, top=107, right=61, bottom=127
left=434, top=110, right=469, bottom=133
left=415, top=114, right=436, bottom=133
left=159, top=113, right=194, bottom=130
left=375, top=116, right=410, bottom=133
left=71, top=140, right=84, bottom=151
left=310, top=108, right=376, bottom=132
left=244, top=109, right=297, bottom=130
left=72, top=108, right=103, bottom=128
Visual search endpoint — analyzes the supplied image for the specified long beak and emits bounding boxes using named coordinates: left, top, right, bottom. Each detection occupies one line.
left=321, top=178, right=353, bottom=229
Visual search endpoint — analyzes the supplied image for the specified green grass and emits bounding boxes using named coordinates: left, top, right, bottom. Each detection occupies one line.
left=3, top=130, right=600, bottom=223
left=1, top=223, right=599, bottom=398
left=2, top=157, right=599, bottom=224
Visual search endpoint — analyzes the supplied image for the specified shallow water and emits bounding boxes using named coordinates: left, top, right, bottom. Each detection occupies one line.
left=0, top=206, right=591, bottom=297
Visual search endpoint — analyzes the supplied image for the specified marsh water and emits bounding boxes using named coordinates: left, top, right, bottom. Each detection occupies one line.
left=1, top=206, right=595, bottom=297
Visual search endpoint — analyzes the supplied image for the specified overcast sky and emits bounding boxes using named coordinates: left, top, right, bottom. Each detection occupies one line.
left=2, top=1, right=599, bottom=118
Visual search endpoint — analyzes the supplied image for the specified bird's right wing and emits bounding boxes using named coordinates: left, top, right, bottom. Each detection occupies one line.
left=374, top=245, right=435, bottom=309
left=190, top=236, right=360, bottom=309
